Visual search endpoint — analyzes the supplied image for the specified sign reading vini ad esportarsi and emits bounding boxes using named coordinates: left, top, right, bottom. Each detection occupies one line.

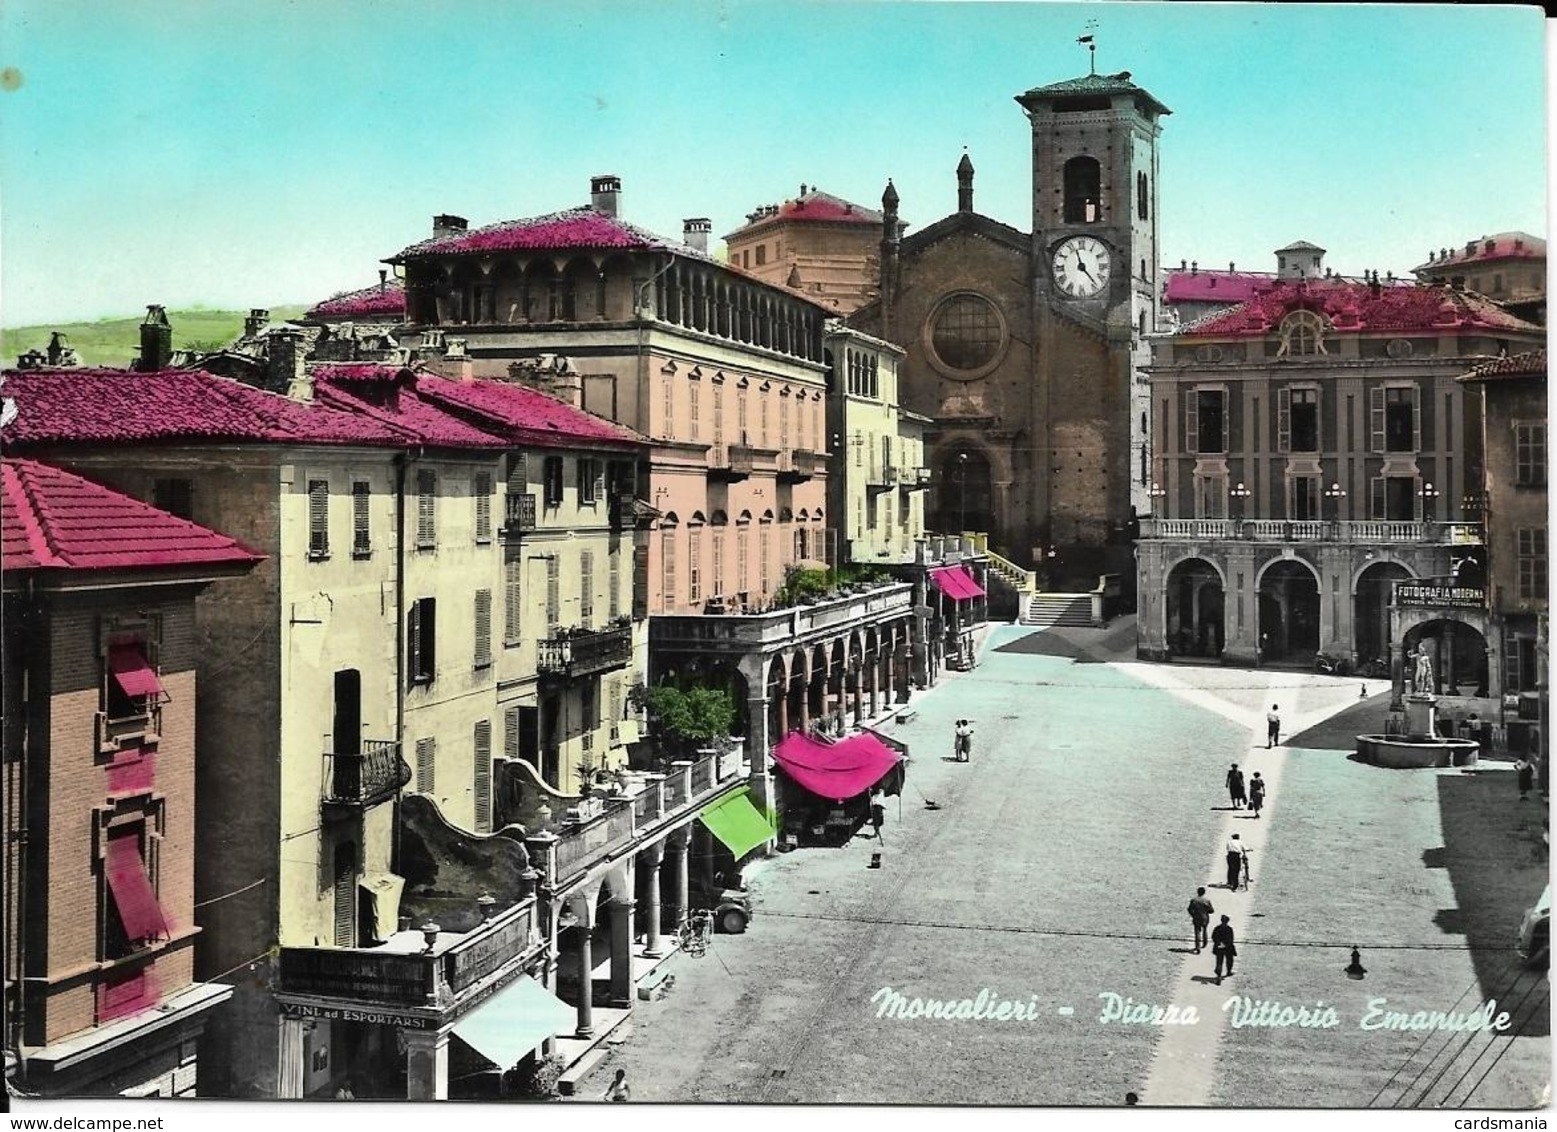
left=1393, top=582, right=1488, bottom=609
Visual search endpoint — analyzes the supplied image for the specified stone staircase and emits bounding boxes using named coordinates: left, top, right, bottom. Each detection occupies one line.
left=1021, top=591, right=1094, bottom=627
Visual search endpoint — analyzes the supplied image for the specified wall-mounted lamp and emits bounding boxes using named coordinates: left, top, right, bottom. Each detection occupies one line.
left=1344, top=946, right=1367, bottom=980
left=1148, top=481, right=1166, bottom=499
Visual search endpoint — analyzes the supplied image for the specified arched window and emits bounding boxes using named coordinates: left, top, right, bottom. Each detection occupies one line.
left=929, top=293, right=1003, bottom=372
left=1137, top=171, right=1149, bottom=220
left=1063, top=156, right=1102, bottom=223
left=1277, top=310, right=1329, bottom=357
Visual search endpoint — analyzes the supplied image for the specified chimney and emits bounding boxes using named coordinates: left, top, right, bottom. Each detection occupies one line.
left=245, top=308, right=270, bottom=338
left=136, top=305, right=172, bottom=372
left=267, top=326, right=309, bottom=399
left=46, top=332, right=66, bottom=366
left=590, top=174, right=622, bottom=217
left=433, top=214, right=468, bottom=239
left=378, top=268, right=388, bottom=292
left=682, top=218, right=712, bottom=255
left=957, top=151, right=975, bottom=213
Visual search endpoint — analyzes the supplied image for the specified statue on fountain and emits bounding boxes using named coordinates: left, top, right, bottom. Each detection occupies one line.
left=1412, top=648, right=1435, bottom=697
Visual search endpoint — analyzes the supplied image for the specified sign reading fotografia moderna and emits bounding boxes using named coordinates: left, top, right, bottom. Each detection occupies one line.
left=1393, top=582, right=1488, bottom=609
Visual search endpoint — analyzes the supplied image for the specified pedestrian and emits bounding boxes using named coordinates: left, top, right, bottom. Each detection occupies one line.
left=954, top=719, right=974, bottom=763
left=605, top=1068, right=630, bottom=1102
left=1248, top=771, right=1266, bottom=818
left=1225, top=833, right=1248, bottom=890
left=1226, top=763, right=1246, bottom=809
left=1187, top=886, right=1215, bottom=954
left=1266, top=704, right=1281, bottom=748
left=1516, top=756, right=1535, bottom=801
left=869, top=786, right=886, bottom=839
left=1211, top=915, right=1237, bottom=984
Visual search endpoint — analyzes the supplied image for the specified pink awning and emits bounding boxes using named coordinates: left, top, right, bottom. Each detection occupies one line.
left=930, top=565, right=985, bottom=601
left=772, top=731, right=902, bottom=802
left=104, top=829, right=169, bottom=945
left=108, top=645, right=163, bottom=699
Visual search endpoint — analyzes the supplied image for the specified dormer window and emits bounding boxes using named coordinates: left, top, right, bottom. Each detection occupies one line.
left=1276, top=310, right=1329, bottom=357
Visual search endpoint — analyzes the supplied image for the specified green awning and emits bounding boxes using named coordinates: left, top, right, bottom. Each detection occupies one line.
left=451, top=975, right=575, bottom=1070
left=699, top=787, right=777, bottom=859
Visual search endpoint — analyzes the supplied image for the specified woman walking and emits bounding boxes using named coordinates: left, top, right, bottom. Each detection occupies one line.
left=1248, top=771, right=1266, bottom=818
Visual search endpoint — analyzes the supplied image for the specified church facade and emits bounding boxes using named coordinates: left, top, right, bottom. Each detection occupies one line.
left=849, top=70, right=1168, bottom=590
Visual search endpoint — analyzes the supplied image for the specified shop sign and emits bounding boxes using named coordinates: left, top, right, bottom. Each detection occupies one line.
left=280, top=1000, right=433, bottom=1028
left=1394, top=582, right=1486, bottom=609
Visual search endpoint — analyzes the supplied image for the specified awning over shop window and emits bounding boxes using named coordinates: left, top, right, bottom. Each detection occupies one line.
left=359, top=873, right=405, bottom=945
left=108, top=645, right=164, bottom=699
left=773, top=731, right=904, bottom=802
left=929, top=565, right=986, bottom=602
left=451, top=975, right=575, bottom=1071
left=699, top=787, right=777, bottom=860
left=105, top=829, right=170, bottom=945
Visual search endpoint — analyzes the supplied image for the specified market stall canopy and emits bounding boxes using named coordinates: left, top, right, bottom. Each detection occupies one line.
left=451, top=975, right=575, bottom=1070
left=929, top=565, right=985, bottom=601
left=773, top=731, right=904, bottom=802
left=698, top=787, right=777, bottom=859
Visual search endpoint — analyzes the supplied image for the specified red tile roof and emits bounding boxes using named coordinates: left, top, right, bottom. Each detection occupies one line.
left=1164, top=270, right=1274, bottom=305
left=1179, top=280, right=1541, bottom=337
left=728, top=189, right=883, bottom=238
left=1459, top=348, right=1547, bottom=383
left=2, top=458, right=264, bottom=574
left=1413, top=232, right=1546, bottom=275
left=312, top=367, right=507, bottom=449
left=391, top=207, right=703, bottom=261
left=412, top=374, right=645, bottom=451
left=306, top=278, right=406, bottom=320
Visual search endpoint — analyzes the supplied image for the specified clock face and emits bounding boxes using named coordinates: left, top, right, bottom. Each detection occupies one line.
left=1052, top=235, right=1112, bottom=298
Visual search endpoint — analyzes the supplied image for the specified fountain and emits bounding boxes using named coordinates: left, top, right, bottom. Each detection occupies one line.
left=1356, top=648, right=1479, bottom=769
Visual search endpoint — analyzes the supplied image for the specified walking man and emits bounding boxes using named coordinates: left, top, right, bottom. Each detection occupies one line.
left=869, top=786, right=887, bottom=839
left=1225, top=833, right=1248, bottom=890
left=1267, top=704, right=1281, bottom=748
left=1211, top=915, right=1237, bottom=984
left=1516, top=755, right=1535, bottom=801
left=1226, top=763, right=1246, bottom=809
left=1188, top=887, right=1215, bottom=954
left=1248, top=771, right=1266, bottom=818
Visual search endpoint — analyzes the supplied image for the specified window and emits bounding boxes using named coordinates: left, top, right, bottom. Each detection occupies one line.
left=689, top=380, right=700, bottom=439
left=737, top=524, right=750, bottom=595
left=1371, top=476, right=1418, bottom=521
left=609, top=547, right=622, bottom=620
left=1062, top=156, right=1102, bottom=223
left=689, top=529, right=702, bottom=603
left=760, top=525, right=771, bottom=595
left=542, top=457, right=564, bottom=506
left=307, top=480, right=329, bottom=558
left=416, top=469, right=437, bottom=547
left=712, top=529, right=726, bottom=597
left=408, top=598, right=437, bottom=685
left=662, top=373, right=675, bottom=438
left=756, top=244, right=767, bottom=266
left=1136, top=171, right=1149, bottom=220
left=473, top=720, right=492, bottom=832
left=474, top=473, right=492, bottom=542
left=1280, top=388, right=1319, bottom=452
left=504, top=705, right=522, bottom=761
left=1516, top=424, right=1546, bottom=486
left=153, top=478, right=193, bottom=521
left=474, top=589, right=492, bottom=668
left=930, top=294, right=1002, bottom=372
left=1371, top=385, right=1419, bottom=453
left=577, top=458, right=603, bottom=504
left=504, top=555, right=522, bottom=644
left=662, top=528, right=677, bottom=611
left=1195, top=475, right=1227, bottom=520
left=104, top=638, right=162, bottom=723
left=546, top=557, right=560, bottom=631
left=713, top=386, right=725, bottom=449
left=580, top=551, right=595, bottom=626
left=779, top=395, right=790, bottom=449
left=101, top=820, right=168, bottom=961
left=1187, top=389, right=1225, bottom=454
left=1277, top=310, right=1327, bottom=357
left=1518, top=528, right=1547, bottom=601
left=1290, top=476, right=1319, bottom=521
left=415, top=737, right=435, bottom=794
left=352, top=482, right=371, bottom=557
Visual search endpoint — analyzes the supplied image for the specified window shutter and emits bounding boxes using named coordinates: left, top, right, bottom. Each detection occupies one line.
left=662, top=529, right=677, bottom=610
left=576, top=457, right=587, bottom=501
left=473, top=721, right=492, bottom=832
left=546, top=557, right=560, bottom=630
left=593, top=465, right=606, bottom=502
left=408, top=601, right=423, bottom=683
left=474, top=590, right=492, bottom=667
left=1276, top=388, right=1291, bottom=454
left=632, top=543, right=649, bottom=620
left=1411, top=383, right=1422, bottom=452
left=505, top=556, right=522, bottom=644
left=352, top=482, right=370, bottom=554
left=415, top=737, right=436, bottom=794
left=580, top=551, right=595, bottom=625
left=1369, top=387, right=1386, bottom=453
left=504, top=706, right=521, bottom=760
left=1369, top=477, right=1385, bottom=520
left=475, top=474, right=492, bottom=541
left=609, top=547, right=622, bottom=620
left=1413, top=476, right=1424, bottom=521
left=308, top=480, right=329, bottom=556
left=424, top=599, right=437, bottom=679
left=417, top=469, right=436, bottom=545
left=1185, top=390, right=1199, bottom=454
left=508, top=452, right=527, bottom=493
left=332, top=844, right=356, bottom=947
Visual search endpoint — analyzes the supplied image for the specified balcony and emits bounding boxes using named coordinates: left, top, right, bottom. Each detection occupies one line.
left=502, top=492, right=537, bottom=537
left=1137, top=518, right=1483, bottom=545
left=276, top=898, right=539, bottom=1013
left=650, top=581, right=914, bottom=653
left=550, top=747, right=747, bottom=885
left=707, top=443, right=755, bottom=482
left=866, top=462, right=894, bottom=494
left=322, top=739, right=411, bottom=809
left=536, top=621, right=634, bottom=680
left=898, top=466, right=932, bottom=492
left=608, top=491, right=638, bottom=531
left=777, top=449, right=820, bottom=483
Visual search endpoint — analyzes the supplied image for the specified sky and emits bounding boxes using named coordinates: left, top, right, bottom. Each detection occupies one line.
left=0, top=1, right=1548, bottom=328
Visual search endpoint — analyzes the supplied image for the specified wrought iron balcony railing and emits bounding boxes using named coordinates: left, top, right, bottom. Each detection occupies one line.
left=503, top=492, right=537, bottom=536
left=323, top=739, right=411, bottom=808
left=536, top=622, right=633, bottom=680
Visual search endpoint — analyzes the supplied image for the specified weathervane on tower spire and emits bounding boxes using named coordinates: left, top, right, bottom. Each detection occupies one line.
left=1077, top=19, right=1098, bottom=75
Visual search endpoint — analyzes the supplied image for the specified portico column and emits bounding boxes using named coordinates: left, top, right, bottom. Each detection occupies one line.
left=608, top=896, right=635, bottom=1006
left=573, top=909, right=595, bottom=1038
left=1446, top=622, right=1459, bottom=694
left=277, top=1016, right=308, bottom=1099
left=640, top=842, right=666, bottom=957
left=1390, top=638, right=1406, bottom=711
left=665, top=830, right=689, bottom=935
left=403, top=1028, right=451, bottom=1101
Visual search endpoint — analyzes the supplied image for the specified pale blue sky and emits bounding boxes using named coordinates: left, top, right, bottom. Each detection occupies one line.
left=0, top=1, right=1547, bottom=326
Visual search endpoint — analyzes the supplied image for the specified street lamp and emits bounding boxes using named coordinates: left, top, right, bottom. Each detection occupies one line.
left=1418, top=481, right=1441, bottom=522
left=956, top=452, right=969, bottom=534
left=1230, top=481, right=1252, bottom=519
left=1324, top=481, right=1347, bottom=520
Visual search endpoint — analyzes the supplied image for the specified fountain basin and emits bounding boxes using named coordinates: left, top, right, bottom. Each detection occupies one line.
left=1356, top=735, right=1479, bottom=769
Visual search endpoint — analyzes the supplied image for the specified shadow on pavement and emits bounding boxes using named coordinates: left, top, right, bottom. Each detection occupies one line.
left=1285, top=694, right=1394, bottom=751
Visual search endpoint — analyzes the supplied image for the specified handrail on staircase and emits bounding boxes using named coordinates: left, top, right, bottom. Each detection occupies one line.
left=984, top=546, right=1037, bottom=593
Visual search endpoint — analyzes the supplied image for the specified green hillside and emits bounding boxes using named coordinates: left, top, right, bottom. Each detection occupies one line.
left=3, top=305, right=309, bottom=369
